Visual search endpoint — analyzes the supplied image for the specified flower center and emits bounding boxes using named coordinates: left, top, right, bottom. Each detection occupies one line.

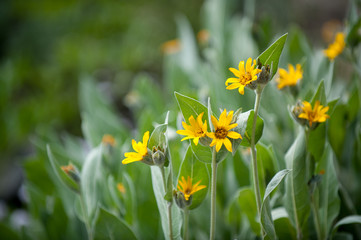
left=196, top=129, right=204, bottom=135
left=215, top=127, right=228, bottom=139
left=239, top=74, right=252, bottom=84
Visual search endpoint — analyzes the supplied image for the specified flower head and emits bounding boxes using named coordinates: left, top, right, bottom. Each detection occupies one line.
left=277, top=64, right=303, bottom=89
left=176, top=113, right=207, bottom=145
left=207, top=109, right=242, bottom=152
left=117, top=183, right=126, bottom=194
left=226, top=58, right=262, bottom=95
left=122, top=131, right=150, bottom=164
left=298, top=101, right=330, bottom=127
left=323, top=32, right=345, bottom=60
left=161, top=39, right=181, bottom=55
left=177, top=176, right=206, bottom=201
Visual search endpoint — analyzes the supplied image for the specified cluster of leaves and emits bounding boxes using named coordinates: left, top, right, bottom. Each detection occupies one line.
left=1, top=0, right=361, bottom=239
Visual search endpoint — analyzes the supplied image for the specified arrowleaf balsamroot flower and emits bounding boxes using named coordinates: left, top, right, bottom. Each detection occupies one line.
left=176, top=112, right=207, bottom=145
left=177, top=176, right=206, bottom=201
left=122, top=131, right=150, bottom=164
left=298, top=101, right=330, bottom=127
left=226, top=58, right=262, bottom=95
left=323, top=32, right=345, bottom=60
left=277, top=64, right=303, bottom=89
left=207, top=109, right=242, bottom=152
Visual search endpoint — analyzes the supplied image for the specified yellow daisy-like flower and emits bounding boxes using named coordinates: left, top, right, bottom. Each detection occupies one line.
left=176, top=112, right=207, bottom=145
left=102, top=134, right=116, bottom=146
left=323, top=32, right=345, bottom=61
left=277, top=64, right=303, bottom=89
left=207, top=109, right=242, bottom=152
left=177, top=176, right=206, bottom=201
left=298, top=101, right=330, bottom=127
left=122, top=131, right=149, bottom=164
left=225, top=58, right=262, bottom=95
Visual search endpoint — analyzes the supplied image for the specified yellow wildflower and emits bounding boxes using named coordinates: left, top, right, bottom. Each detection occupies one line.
left=226, top=58, right=262, bottom=95
left=122, top=131, right=150, bottom=164
left=177, top=176, right=206, bottom=201
left=207, top=109, right=242, bottom=152
left=176, top=113, right=208, bottom=145
left=298, top=101, right=330, bottom=127
left=323, top=32, right=345, bottom=60
left=161, top=39, right=181, bottom=55
left=102, top=134, right=116, bottom=146
left=61, top=164, right=75, bottom=174
left=277, top=64, right=303, bottom=89
left=197, top=29, right=210, bottom=44
left=117, top=183, right=126, bottom=194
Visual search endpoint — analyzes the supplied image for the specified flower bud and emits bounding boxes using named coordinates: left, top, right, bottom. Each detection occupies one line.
left=152, top=150, right=166, bottom=166
left=174, top=191, right=192, bottom=209
left=291, top=101, right=308, bottom=127
left=141, top=149, right=155, bottom=166
left=61, top=164, right=80, bottom=184
left=255, top=63, right=272, bottom=85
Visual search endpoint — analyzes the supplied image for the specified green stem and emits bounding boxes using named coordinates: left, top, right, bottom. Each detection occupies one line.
left=183, top=207, right=189, bottom=240
left=311, top=195, right=322, bottom=240
left=80, top=196, right=93, bottom=240
left=210, top=147, right=217, bottom=240
left=160, top=166, right=173, bottom=240
left=251, top=86, right=264, bottom=237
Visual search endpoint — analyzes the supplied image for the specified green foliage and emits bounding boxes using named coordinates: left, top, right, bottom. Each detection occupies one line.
left=234, top=110, right=264, bottom=148
left=257, top=33, right=288, bottom=78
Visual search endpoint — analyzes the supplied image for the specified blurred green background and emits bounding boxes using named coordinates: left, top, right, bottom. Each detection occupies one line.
left=0, top=0, right=349, bottom=236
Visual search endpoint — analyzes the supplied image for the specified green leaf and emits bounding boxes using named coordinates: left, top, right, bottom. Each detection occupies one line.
left=233, top=110, right=264, bottom=148
left=148, top=123, right=168, bottom=150
left=272, top=208, right=297, bottom=240
left=284, top=132, right=310, bottom=235
left=0, top=223, right=21, bottom=240
left=232, top=151, right=250, bottom=187
left=257, top=33, right=288, bottom=78
left=311, top=80, right=327, bottom=105
left=332, top=215, right=361, bottom=232
left=174, top=92, right=208, bottom=124
left=94, top=207, right=137, bottom=240
left=191, top=142, right=212, bottom=164
left=328, top=104, right=347, bottom=160
left=238, top=187, right=261, bottom=235
left=47, top=145, right=80, bottom=193
left=178, top=145, right=209, bottom=209
left=347, top=87, right=360, bottom=122
left=260, top=169, right=291, bottom=240
left=81, top=146, right=103, bottom=220
left=347, top=18, right=361, bottom=48
left=307, top=123, right=326, bottom=161
left=151, top=167, right=182, bottom=240
left=315, top=144, right=340, bottom=239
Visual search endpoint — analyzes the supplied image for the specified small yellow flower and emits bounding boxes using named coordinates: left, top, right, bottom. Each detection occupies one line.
left=277, top=64, right=303, bottom=89
left=117, top=183, right=126, bottom=194
left=177, top=176, right=206, bottom=201
left=197, top=29, right=210, bottom=44
left=298, top=101, right=330, bottom=127
left=176, top=113, right=208, bottom=145
left=61, top=164, right=75, bottom=174
left=161, top=39, right=181, bottom=55
left=226, top=58, right=262, bottom=95
left=102, top=134, right=116, bottom=146
left=207, top=109, right=242, bottom=152
left=323, top=32, right=345, bottom=60
left=122, top=131, right=150, bottom=164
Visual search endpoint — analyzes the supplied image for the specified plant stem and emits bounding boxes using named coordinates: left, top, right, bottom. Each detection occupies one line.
left=311, top=195, right=322, bottom=240
left=80, top=196, right=93, bottom=240
left=210, top=147, right=217, bottom=240
left=160, top=166, right=174, bottom=240
left=183, top=207, right=189, bottom=240
left=250, top=86, right=264, bottom=237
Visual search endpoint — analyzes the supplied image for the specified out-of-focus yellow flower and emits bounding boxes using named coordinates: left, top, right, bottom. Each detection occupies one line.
left=197, top=29, right=210, bottom=44
left=122, top=131, right=149, bottom=164
left=117, top=183, right=126, bottom=194
left=102, top=134, right=116, bottom=146
left=161, top=39, right=181, bottom=54
left=61, top=164, right=75, bottom=174
left=226, top=58, right=262, bottom=95
left=176, top=113, right=207, bottom=145
left=323, top=32, right=345, bottom=60
left=207, top=109, right=242, bottom=152
left=177, top=176, right=206, bottom=201
left=277, top=64, right=303, bottom=89
left=298, top=101, right=330, bottom=127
